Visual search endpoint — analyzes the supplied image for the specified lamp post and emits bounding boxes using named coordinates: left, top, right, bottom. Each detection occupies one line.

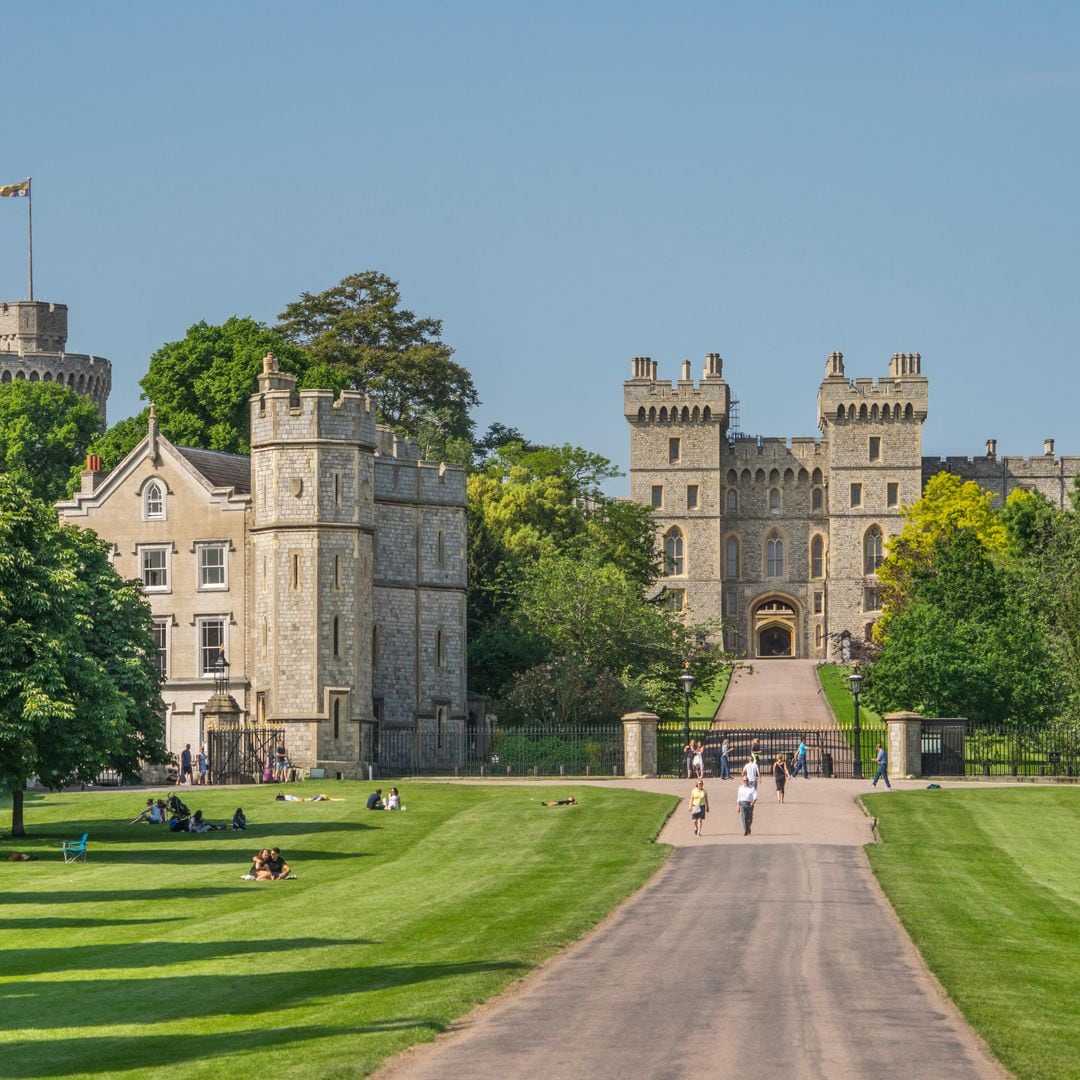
left=849, top=670, right=863, bottom=779
left=212, top=649, right=230, bottom=697
left=680, top=669, right=695, bottom=749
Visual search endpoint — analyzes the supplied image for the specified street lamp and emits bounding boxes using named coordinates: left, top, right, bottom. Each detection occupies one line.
left=212, top=649, right=230, bottom=697
left=680, top=668, right=695, bottom=748
left=849, top=670, right=864, bottom=779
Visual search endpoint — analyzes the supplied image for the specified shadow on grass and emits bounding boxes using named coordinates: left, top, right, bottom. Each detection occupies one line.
left=0, top=1019, right=440, bottom=1076
left=0, top=888, right=246, bottom=906
left=0, top=916, right=175, bottom=930
left=1, top=935, right=372, bottom=978
left=69, top=845, right=373, bottom=866
left=19, top=819, right=378, bottom=842
left=1, top=959, right=525, bottom=1032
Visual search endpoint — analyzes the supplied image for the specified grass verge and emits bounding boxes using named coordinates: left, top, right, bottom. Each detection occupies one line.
left=865, top=787, right=1080, bottom=1080
left=816, top=663, right=883, bottom=727
left=0, top=781, right=675, bottom=1079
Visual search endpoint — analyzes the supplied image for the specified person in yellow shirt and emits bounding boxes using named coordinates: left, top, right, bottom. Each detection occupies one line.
left=689, top=779, right=710, bottom=836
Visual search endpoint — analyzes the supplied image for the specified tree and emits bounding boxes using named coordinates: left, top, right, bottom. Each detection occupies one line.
left=276, top=271, right=478, bottom=442
left=0, top=381, right=103, bottom=503
left=0, top=476, right=166, bottom=835
left=139, top=317, right=309, bottom=454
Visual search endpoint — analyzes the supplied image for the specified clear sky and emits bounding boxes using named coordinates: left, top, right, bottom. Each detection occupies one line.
left=3, top=2, right=1077, bottom=490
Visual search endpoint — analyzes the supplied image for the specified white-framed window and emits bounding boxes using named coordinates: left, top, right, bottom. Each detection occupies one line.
left=664, top=527, right=685, bottom=576
left=766, top=532, right=784, bottom=578
left=197, top=617, right=227, bottom=676
left=811, top=535, right=825, bottom=578
left=151, top=618, right=169, bottom=679
left=864, top=526, right=885, bottom=573
left=143, top=479, right=165, bottom=520
left=139, top=545, right=170, bottom=592
left=197, top=543, right=227, bottom=590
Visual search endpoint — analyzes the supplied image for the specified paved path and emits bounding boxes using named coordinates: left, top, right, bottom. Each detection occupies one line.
left=376, top=777, right=1005, bottom=1080
left=716, top=658, right=835, bottom=728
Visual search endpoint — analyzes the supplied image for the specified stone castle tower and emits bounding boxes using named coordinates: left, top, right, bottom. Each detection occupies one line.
left=0, top=300, right=111, bottom=418
left=625, top=349, right=1076, bottom=660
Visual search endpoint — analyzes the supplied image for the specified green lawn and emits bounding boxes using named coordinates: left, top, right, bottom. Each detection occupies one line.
left=0, top=781, right=675, bottom=1078
left=865, top=787, right=1080, bottom=1080
left=817, top=662, right=884, bottom=727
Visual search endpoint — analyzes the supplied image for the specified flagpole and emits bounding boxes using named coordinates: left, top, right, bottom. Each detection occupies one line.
left=27, top=178, right=33, bottom=301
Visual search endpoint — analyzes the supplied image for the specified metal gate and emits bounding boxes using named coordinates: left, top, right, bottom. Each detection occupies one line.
left=921, top=720, right=965, bottom=776
left=206, top=725, right=284, bottom=785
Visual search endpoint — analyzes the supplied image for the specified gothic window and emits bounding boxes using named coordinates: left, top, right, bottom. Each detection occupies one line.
left=766, top=532, right=784, bottom=578
left=143, top=480, right=165, bottom=520
left=769, top=468, right=780, bottom=484
left=859, top=404, right=868, bottom=420
left=836, top=405, right=845, bottom=422
left=725, top=536, right=739, bottom=579
left=904, top=403, right=914, bottom=419
left=726, top=488, right=737, bottom=512
left=864, top=526, right=884, bottom=573
left=664, top=527, right=685, bottom=576
left=811, top=535, right=824, bottom=578
left=727, top=469, right=738, bottom=485
left=665, top=589, right=685, bottom=612
left=724, top=589, right=738, bottom=617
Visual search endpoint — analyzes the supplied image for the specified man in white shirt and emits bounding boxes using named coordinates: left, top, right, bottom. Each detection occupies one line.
left=736, top=782, right=758, bottom=836
left=742, top=757, right=760, bottom=788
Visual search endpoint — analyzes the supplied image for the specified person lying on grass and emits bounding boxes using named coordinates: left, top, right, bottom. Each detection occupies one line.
left=540, top=795, right=577, bottom=806
left=275, top=793, right=345, bottom=802
left=187, top=810, right=225, bottom=832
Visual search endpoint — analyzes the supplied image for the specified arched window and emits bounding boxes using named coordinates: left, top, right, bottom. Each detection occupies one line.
left=703, top=406, right=712, bottom=421
left=725, top=536, right=739, bottom=579
left=638, top=406, right=646, bottom=421
left=726, top=488, right=738, bottom=512
left=812, top=486, right=824, bottom=512
left=811, top=535, right=824, bottom=578
left=864, top=526, right=884, bottom=573
left=882, top=403, right=891, bottom=420
left=727, top=469, right=738, bottom=485
left=859, top=404, right=868, bottom=420
left=143, top=480, right=164, bottom=520
left=769, top=468, right=780, bottom=484
left=836, top=405, right=845, bottom=421
left=904, top=403, right=914, bottom=419
left=766, top=532, right=784, bottom=578
left=664, top=527, right=685, bottom=576
left=769, top=488, right=780, bottom=511
left=812, top=468, right=823, bottom=485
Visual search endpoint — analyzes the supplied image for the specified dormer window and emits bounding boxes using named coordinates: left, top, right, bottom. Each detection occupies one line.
left=143, top=480, right=165, bottom=520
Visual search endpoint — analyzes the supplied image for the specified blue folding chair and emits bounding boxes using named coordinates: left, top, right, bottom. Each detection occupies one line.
left=62, top=833, right=89, bottom=862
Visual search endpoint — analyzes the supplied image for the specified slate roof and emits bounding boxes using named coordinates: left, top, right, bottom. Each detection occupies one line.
left=176, top=446, right=252, bottom=494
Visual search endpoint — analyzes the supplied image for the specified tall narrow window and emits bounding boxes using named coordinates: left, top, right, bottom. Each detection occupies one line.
left=864, top=526, right=884, bottom=573
left=333, top=698, right=341, bottom=740
left=724, top=590, right=738, bottom=617
left=333, top=472, right=342, bottom=507
left=811, top=535, right=824, bottom=578
left=140, top=546, right=170, bottom=591
left=687, top=485, right=699, bottom=510
left=725, top=536, right=739, bottom=580
left=665, top=589, right=685, bottom=612
left=769, top=488, right=780, bottom=511
left=668, top=437, right=681, bottom=463
left=813, top=591, right=823, bottom=614
left=372, top=624, right=379, bottom=669
left=436, top=704, right=448, bottom=750
left=197, top=544, right=226, bottom=589
left=887, top=482, right=899, bottom=508
left=437, top=529, right=446, bottom=567
left=726, top=488, right=738, bottom=512
left=437, top=629, right=447, bottom=669
left=869, top=436, right=881, bottom=462
left=291, top=553, right=300, bottom=591
left=766, top=533, right=784, bottom=577
left=651, top=485, right=663, bottom=509
left=334, top=554, right=342, bottom=590
left=333, top=616, right=340, bottom=659
left=262, top=616, right=269, bottom=657
left=664, top=528, right=684, bottom=576
left=864, top=587, right=882, bottom=611
left=850, top=483, right=862, bottom=508
left=143, top=480, right=165, bottom=520
left=198, top=618, right=226, bottom=676
left=812, top=487, right=823, bottom=512
left=151, top=618, right=168, bottom=678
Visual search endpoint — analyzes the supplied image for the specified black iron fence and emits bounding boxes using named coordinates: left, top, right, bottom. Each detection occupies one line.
left=207, top=725, right=285, bottom=785
left=938, top=722, right=1080, bottom=778
left=374, top=724, right=624, bottom=778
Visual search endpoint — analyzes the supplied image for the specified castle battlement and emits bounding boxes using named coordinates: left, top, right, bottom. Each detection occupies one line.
left=623, top=354, right=730, bottom=424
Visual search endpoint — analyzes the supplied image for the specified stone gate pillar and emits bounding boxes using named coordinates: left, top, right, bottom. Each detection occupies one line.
left=622, top=712, right=659, bottom=778
left=885, top=711, right=923, bottom=779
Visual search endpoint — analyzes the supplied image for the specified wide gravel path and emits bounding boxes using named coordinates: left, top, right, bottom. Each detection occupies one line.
left=376, top=776, right=1005, bottom=1080
left=716, top=658, right=836, bottom=728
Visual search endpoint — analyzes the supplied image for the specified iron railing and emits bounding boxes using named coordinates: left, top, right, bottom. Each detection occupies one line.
left=938, top=722, right=1080, bottom=778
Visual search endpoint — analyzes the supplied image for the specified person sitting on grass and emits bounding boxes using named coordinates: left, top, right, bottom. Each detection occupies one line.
left=540, top=795, right=577, bottom=807
left=130, top=798, right=158, bottom=825
left=256, top=847, right=295, bottom=880
left=232, top=807, right=247, bottom=831
left=188, top=810, right=223, bottom=833
left=243, top=849, right=271, bottom=880
left=384, top=787, right=400, bottom=810
left=366, top=789, right=384, bottom=810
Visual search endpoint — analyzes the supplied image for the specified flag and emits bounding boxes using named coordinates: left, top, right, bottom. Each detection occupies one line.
left=0, top=180, right=30, bottom=197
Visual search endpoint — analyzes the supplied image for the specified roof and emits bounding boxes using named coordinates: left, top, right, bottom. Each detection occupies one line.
left=176, top=446, right=251, bottom=493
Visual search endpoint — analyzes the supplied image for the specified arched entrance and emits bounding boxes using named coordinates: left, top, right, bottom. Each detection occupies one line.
left=753, top=597, right=798, bottom=658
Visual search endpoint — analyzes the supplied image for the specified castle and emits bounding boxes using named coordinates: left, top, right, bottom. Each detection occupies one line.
left=624, top=351, right=1078, bottom=660
left=57, top=355, right=468, bottom=777
left=0, top=300, right=111, bottom=417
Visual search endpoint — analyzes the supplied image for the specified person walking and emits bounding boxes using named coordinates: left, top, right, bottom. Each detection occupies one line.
left=736, top=780, right=758, bottom=836
left=742, top=755, right=760, bottom=789
left=196, top=745, right=209, bottom=786
left=792, top=738, right=808, bottom=779
left=689, top=779, right=709, bottom=836
left=683, top=741, right=695, bottom=780
left=872, top=743, right=892, bottom=788
left=179, top=744, right=193, bottom=785
left=719, top=738, right=730, bottom=779
left=773, top=754, right=790, bottom=804
left=692, top=741, right=705, bottom=780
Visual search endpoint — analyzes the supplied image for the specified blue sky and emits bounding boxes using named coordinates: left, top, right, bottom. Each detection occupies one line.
left=3, top=2, right=1077, bottom=488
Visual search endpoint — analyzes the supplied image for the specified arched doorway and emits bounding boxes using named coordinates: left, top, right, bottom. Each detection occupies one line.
left=753, top=597, right=798, bottom=658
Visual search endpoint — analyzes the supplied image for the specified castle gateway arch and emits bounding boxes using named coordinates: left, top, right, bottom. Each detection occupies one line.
left=753, top=596, right=799, bottom=658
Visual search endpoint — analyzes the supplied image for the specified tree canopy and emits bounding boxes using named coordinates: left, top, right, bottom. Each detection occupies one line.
left=0, top=476, right=166, bottom=835
left=276, top=271, right=478, bottom=443
left=138, top=317, right=308, bottom=454
left=0, top=381, right=103, bottom=503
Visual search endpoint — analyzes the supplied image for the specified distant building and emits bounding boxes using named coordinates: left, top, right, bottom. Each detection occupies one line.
left=0, top=299, right=111, bottom=418
left=624, top=351, right=1078, bottom=660
left=57, top=355, right=468, bottom=777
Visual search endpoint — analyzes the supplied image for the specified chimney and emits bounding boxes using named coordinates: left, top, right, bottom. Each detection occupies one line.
left=680, top=359, right=691, bottom=382
left=704, top=352, right=723, bottom=379
left=985, top=438, right=997, bottom=458
left=81, top=453, right=106, bottom=495
left=1043, top=438, right=1055, bottom=456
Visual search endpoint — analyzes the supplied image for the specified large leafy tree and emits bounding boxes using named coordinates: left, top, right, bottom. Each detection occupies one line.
left=276, top=271, right=478, bottom=443
left=139, top=317, right=308, bottom=454
left=0, top=476, right=166, bottom=835
left=0, top=381, right=103, bottom=503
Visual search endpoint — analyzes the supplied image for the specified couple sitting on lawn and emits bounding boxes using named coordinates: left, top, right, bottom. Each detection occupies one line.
left=242, top=847, right=295, bottom=881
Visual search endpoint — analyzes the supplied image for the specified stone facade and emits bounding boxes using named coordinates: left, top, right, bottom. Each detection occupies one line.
left=0, top=300, right=111, bottom=418
left=57, top=357, right=467, bottom=776
left=625, top=351, right=1078, bottom=660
